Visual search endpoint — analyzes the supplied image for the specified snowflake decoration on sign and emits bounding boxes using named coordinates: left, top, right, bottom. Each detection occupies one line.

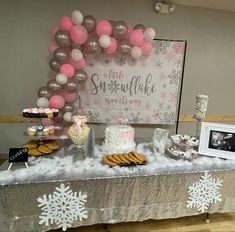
left=187, top=172, right=223, bottom=213
left=107, top=80, right=120, bottom=93
left=37, top=184, right=88, bottom=231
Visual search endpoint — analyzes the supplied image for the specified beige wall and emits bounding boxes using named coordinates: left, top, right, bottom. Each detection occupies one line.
left=0, top=0, right=235, bottom=153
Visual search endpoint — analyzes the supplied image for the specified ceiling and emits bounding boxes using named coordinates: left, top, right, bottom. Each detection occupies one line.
left=174, top=0, right=235, bottom=12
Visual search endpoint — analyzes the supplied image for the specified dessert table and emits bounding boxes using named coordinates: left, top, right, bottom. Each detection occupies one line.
left=0, top=141, right=235, bottom=232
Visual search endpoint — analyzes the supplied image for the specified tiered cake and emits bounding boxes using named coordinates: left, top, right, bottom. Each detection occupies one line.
left=104, top=125, right=136, bottom=151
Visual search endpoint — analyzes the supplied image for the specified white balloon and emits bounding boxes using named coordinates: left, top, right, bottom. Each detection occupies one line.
left=71, top=49, right=83, bottom=62
left=99, top=34, right=111, bottom=48
left=63, top=112, right=72, bottom=122
left=144, top=27, right=156, bottom=41
left=131, top=46, right=142, bottom=59
left=71, top=10, right=83, bottom=25
left=36, top=97, right=49, bottom=108
left=56, top=73, right=68, bottom=85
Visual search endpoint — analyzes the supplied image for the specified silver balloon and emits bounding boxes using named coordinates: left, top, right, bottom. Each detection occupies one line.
left=118, top=39, right=132, bottom=54
left=47, top=79, right=62, bottom=92
left=64, top=78, right=78, bottom=92
left=37, top=86, right=51, bottom=99
left=55, top=30, right=71, bottom=48
left=134, top=24, right=146, bottom=32
left=85, top=36, right=101, bottom=54
left=53, top=111, right=63, bottom=122
left=53, top=123, right=64, bottom=132
left=54, top=48, right=69, bottom=64
left=49, top=58, right=61, bottom=72
left=71, top=42, right=84, bottom=52
left=73, top=70, right=88, bottom=83
left=112, top=21, right=128, bottom=40
left=82, top=15, right=96, bottom=33
left=61, top=103, right=74, bottom=113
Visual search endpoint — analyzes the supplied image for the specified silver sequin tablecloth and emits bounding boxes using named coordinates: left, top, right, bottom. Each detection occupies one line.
left=1, top=143, right=235, bottom=231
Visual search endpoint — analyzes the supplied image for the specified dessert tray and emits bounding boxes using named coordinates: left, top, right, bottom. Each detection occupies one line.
left=167, top=134, right=199, bottom=161
left=102, top=151, right=146, bottom=167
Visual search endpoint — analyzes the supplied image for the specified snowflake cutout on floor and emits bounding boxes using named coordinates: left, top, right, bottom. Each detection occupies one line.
left=107, top=80, right=120, bottom=93
left=187, top=172, right=223, bottom=213
left=37, top=184, right=88, bottom=231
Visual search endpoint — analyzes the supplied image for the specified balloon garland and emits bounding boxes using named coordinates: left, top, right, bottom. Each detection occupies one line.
left=37, top=10, right=156, bottom=132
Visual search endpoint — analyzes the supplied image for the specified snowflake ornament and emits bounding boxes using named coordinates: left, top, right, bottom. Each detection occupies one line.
left=187, top=172, right=223, bottom=213
left=37, top=184, right=88, bottom=231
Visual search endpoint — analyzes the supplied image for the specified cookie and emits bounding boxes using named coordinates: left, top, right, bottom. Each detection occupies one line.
left=46, top=141, right=59, bottom=150
left=117, top=154, right=131, bottom=164
left=123, top=153, right=137, bottom=164
left=23, top=143, right=38, bottom=149
left=38, top=145, right=52, bottom=154
left=28, top=148, right=42, bottom=156
left=103, top=156, right=117, bottom=166
left=113, top=154, right=126, bottom=164
left=131, top=151, right=145, bottom=163
left=107, top=155, right=121, bottom=164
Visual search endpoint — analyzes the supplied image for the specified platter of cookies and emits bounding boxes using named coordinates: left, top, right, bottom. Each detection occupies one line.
left=23, top=140, right=59, bottom=157
left=102, top=151, right=146, bottom=167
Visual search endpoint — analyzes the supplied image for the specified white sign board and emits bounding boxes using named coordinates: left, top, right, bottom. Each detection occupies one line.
left=78, top=40, right=186, bottom=124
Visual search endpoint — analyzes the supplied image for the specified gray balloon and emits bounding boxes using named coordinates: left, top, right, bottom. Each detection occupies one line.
left=53, top=111, right=63, bottom=122
left=47, top=79, right=62, bottom=92
left=37, top=86, right=51, bottom=99
left=118, top=39, right=132, bottom=54
left=113, top=21, right=128, bottom=39
left=85, top=36, right=101, bottom=54
left=64, top=78, right=78, bottom=92
left=49, top=58, right=61, bottom=72
left=54, top=48, right=69, bottom=64
left=53, top=123, right=64, bottom=132
left=82, top=15, right=96, bottom=33
left=55, top=30, right=71, bottom=48
left=71, top=42, right=84, bottom=52
left=61, top=103, right=74, bottom=113
left=73, top=70, right=88, bottom=83
left=134, top=24, right=146, bottom=32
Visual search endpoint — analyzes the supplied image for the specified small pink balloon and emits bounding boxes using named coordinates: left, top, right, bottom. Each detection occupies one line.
left=71, top=25, right=88, bottom=45
left=48, top=41, right=58, bottom=54
left=96, top=20, right=112, bottom=36
left=104, top=37, right=117, bottom=54
left=42, top=118, right=54, bottom=126
left=69, top=57, right=86, bottom=70
left=129, top=29, right=144, bottom=46
left=63, top=92, right=77, bottom=103
left=60, top=64, right=75, bottom=78
left=141, top=41, right=153, bottom=56
left=49, top=95, right=65, bottom=109
left=51, top=25, right=59, bottom=35
left=60, top=16, right=73, bottom=31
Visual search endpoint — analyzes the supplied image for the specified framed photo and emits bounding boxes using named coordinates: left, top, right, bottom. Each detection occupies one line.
left=199, top=122, right=235, bottom=160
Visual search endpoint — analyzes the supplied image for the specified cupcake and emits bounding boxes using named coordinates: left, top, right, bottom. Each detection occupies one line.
left=27, top=127, right=36, bottom=136
left=49, top=126, right=55, bottom=135
left=47, top=109, right=54, bottom=118
left=43, top=128, right=50, bottom=136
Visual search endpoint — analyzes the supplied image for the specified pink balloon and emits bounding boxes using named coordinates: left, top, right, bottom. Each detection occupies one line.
left=104, top=37, right=117, bottom=54
left=69, top=57, right=86, bottom=70
left=49, top=95, right=65, bottom=109
left=71, top=25, right=88, bottom=45
left=42, top=118, right=54, bottom=126
left=48, top=41, right=58, bottom=54
left=141, top=41, right=153, bottom=56
left=63, top=92, right=77, bottom=103
left=60, top=16, right=73, bottom=31
left=129, top=29, right=144, bottom=46
left=60, top=64, right=75, bottom=78
left=51, top=25, right=59, bottom=35
left=96, top=20, right=112, bottom=36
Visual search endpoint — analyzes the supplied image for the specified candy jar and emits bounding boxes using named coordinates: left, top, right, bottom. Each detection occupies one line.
left=68, top=115, right=90, bottom=148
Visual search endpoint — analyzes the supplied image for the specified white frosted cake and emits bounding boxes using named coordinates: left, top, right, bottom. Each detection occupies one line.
left=104, top=125, right=136, bottom=151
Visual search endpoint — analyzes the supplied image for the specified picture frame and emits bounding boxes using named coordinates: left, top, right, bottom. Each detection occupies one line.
left=199, top=122, right=235, bottom=160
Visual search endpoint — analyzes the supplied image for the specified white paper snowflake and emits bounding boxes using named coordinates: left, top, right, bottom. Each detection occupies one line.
left=37, top=183, right=88, bottom=231
left=187, top=172, right=223, bottom=213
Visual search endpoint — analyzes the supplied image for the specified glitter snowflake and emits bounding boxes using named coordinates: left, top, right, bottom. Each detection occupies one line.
left=168, top=69, right=180, bottom=85
left=107, top=80, right=120, bottom=93
left=37, top=184, right=88, bottom=231
left=187, top=172, right=223, bottom=213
